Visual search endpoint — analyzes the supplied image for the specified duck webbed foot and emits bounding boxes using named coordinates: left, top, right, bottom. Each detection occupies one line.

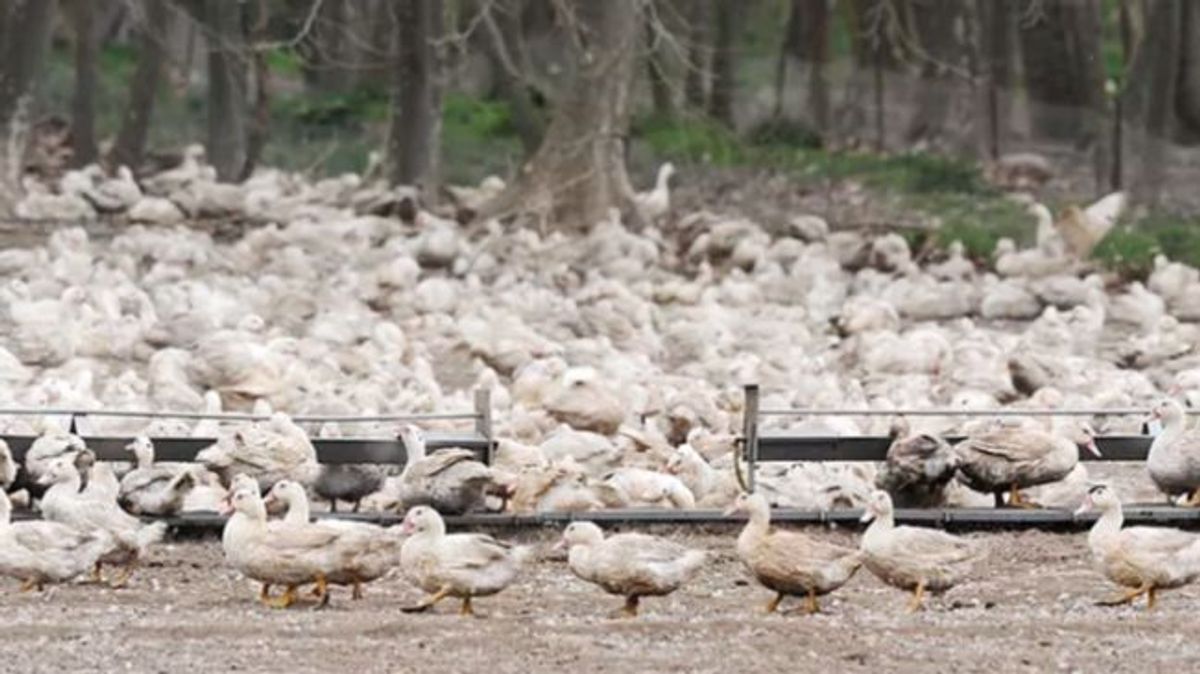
left=402, top=586, right=451, bottom=614
left=608, top=596, right=639, bottom=619
left=907, top=581, right=927, bottom=613
left=108, top=562, right=136, bottom=589
left=1096, top=583, right=1151, bottom=607
left=264, top=585, right=299, bottom=609
left=1007, top=485, right=1038, bottom=509
left=764, top=592, right=785, bottom=614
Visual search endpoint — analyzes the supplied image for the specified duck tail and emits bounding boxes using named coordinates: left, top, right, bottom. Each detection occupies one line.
left=511, top=544, right=536, bottom=567
left=137, top=521, right=167, bottom=552
left=681, top=549, right=707, bottom=576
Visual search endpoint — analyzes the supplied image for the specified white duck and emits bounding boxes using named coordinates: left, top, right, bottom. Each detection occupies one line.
left=38, top=457, right=165, bottom=587
left=265, top=480, right=403, bottom=601
left=634, top=162, right=675, bottom=222
left=559, top=521, right=705, bottom=618
left=1146, top=399, right=1200, bottom=504
left=196, top=412, right=320, bottom=491
left=221, top=485, right=360, bottom=608
left=859, top=491, right=982, bottom=611
left=399, top=505, right=530, bottom=616
left=396, top=425, right=506, bottom=514
left=1077, top=484, right=1200, bottom=608
left=118, top=436, right=195, bottom=516
left=0, top=490, right=112, bottom=592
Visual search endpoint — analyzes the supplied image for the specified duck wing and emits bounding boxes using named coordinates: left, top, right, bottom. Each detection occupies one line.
left=409, top=449, right=478, bottom=479
left=958, top=429, right=1055, bottom=463
left=894, top=527, right=980, bottom=565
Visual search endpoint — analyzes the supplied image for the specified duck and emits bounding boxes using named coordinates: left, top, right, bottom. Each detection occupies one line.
left=859, top=490, right=982, bottom=612
left=558, top=521, right=705, bottom=618
left=0, top=490, right=112, bottom=592
left=1145, top=399, right=1200, bottom=504
left=396, top=425, right=506, bottom=514
left=398, top=505, right=529, bottom=616
left=634, top=163, right=675, bottom=222
left=663, top=441, right=739, bottom=508
left=1054, top=191, right=1125, bottom=258
left=221, top=485, right=361, bottom=608
left=264, top=480, right=403, bottom=600
left=875, top=419, right=959, bottom=508
left=196, top=412, right=320, bottom=492
left=312, top=464, right=385, bottom=513
left=954, top=419, right=1101, bottom=508
left=38, top=457, right=166, bottom=587
left=0, top=439, right=16, bottom=491
left=118, top=436, right=195, bottom=515
left=726, top=492, right=862, bottom=614
left=1076, top=484, right=1200, bottom=608
left=601, top=467, right=695, bottom=509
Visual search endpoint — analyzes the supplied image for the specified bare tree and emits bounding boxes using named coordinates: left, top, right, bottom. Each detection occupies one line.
left=976, top=0, right=1016, bottom=159
left=774, top=0, right=831, bottom=135
left=111, top=0, right=171, bottom=172
left=480, top=0, right=544, bottom=154
left=483, top=0, right=643, bottom=231
left=682, top=0, right=710, bottom=110
left=707, top=0, right=739, bottom=126
left=386, top=0, right=445, bottom=191
left=0, top=0, right=57, bottom=213
left=1127, top=0, right=1180, bottom=204
left=838, top=0, right=899, bottom=149
left=67, top=0, right=99, bottom=166
left=1018, top=0, right=1107, bottom=146
left=645, top=6, right=674, bottom=118
left=903, top=0, right=967, bottom=146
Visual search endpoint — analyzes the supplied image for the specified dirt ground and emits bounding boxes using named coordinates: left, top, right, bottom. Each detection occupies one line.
left=0, top=526, right=1193, bottom=674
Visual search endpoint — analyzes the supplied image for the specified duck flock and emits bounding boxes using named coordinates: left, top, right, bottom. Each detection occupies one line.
left=3, top=150, right=1200, bottom=612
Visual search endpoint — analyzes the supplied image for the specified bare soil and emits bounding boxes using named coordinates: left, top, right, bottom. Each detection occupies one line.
left=0, top=527, right=1193, bottom=674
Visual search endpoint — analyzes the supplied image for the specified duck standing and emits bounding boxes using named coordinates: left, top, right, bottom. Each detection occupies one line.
left=727, top=492, right=861, bottom=614
left=1076, top=484, right=1200, bottom=608
left=398, top=505, right=529, bottom=616
left=0, top=490, right=112, bottom=591
left=859, top=490, right=982, bottom=612
left=955, top=419, right=1100, bottom=507
left=559, top=521, right=705, bottom=618
left=1146, top=399, right=1200, bottom=505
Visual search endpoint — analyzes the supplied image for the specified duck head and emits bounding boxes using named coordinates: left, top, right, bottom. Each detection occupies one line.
left=1074, top=484, right=1119, bottom=516
left=399, top=505, right=443, bottom=535
left=860, top=490, right=894, bottom=523
left=557, top=521, right=604, bottom=551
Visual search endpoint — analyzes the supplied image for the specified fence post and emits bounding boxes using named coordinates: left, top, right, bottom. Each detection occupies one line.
left=742, top=384, right=759, bottom=492
left=474, top=387, right=493, bottom=464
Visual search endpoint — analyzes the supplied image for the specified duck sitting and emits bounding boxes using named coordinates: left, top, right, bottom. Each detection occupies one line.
left=860, top=491, right=982, bottom=612
left=38, top=457, right=166, bottom=587
left=312, top=464, right=384, bottom=513
left=221, top=485, right=361, bottom=609
left=559, top=521, right=705, bottom=618
left=265, top=480, right=403, bottom=601
left=396, top=425, right=507, bottom=514
left=955, top=419, right=1100, bottom=508
left=1077, top=484, right=1200, bottom=608
left=1146, top=399, right=1200, bottom=505
left=727, top=492, right=861, bottom=614
left=118, top=436, right=195, bottom=516
left=398, top=505, right=530, bottom=616
left=0, top=490, right=112, bottom=592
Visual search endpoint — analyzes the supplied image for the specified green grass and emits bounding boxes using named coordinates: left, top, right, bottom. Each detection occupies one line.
left=635, top=114, right=746, bottom=165
left=1093, top=213, right=1200, bottom=280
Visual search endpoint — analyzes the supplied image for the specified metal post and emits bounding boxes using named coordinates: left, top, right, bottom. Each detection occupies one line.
left=474, top=387, right=493, bottom=464
left=742, top=384, right=759, bottom=493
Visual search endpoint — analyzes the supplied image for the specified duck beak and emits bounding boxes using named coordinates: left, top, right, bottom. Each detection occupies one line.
left=398, top=518, right=415, bottom=535
left=551, top=539, right=567, bottom=552
left=217, top=496, right=233, bottom=516
left=1073, top=497, right=1093, bottom=517
left=860, top=509, right=876, bottom=523
left=35, top=473, right=53, bottom=487
left=722, top=504, right=739, bottom=517
left=1084, top=439, right=1102, bottom=457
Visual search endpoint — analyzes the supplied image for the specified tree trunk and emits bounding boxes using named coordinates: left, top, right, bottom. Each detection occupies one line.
left=837, top=0, right=898, bottom=148
left=776, top=0, right=831, bottom=133
left=0, top=0, right=57, bottom=213
left=977, top=0, right=1015, bottom=159
left=204, top=0, right=249, bottom=182
left=1128, top=0, right=1181, bottom=204
left=1018, top=0, right=1107, bottom=145
left=68, top=0, right=100, bottom=166
left=683, top=0, right=709, bottom=109
left=110, top=0, right=170, bottom=172
left=481, top=0, right=543, bottom=154
left=904, top=0, right=965, bottom=146
left=645, top=8, right=674, bottom=118
left=240, top=0, right=270, bottom=181
left=386, top=0, right=445, bottom=191
left=707, top=0, right=738, bottom=126
left=483, top=0, right=642, bottom=231
left=1175, top=1, right=1200, bottom=140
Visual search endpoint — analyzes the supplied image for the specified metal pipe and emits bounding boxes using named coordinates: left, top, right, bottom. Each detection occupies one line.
left=0, top=408, right=478, bottom=423
left=757, top=408, right=1159, bottom=417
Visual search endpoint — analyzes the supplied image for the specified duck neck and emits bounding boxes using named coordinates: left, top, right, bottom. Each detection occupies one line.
left=284, top=491, right=310, bottom=524
left=656, top=169, right=671, bottom=193
left=862, top=509, right=895, bottom=548
left=0, top=498, right=10, bottom=526
left=135, top=447, right=154, bottom=470
left=739, top=499, right=772, bottom=546
left=1088, top=503, right=1124, bottom=552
